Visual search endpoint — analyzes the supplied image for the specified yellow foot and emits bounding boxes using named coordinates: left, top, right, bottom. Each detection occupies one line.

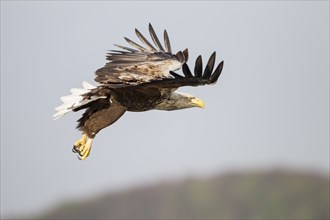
left=72, top=134, right=93, bottom=160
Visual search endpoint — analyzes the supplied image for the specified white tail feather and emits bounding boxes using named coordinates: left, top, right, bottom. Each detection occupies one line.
left=70, top=88, right=86, bottom=95
left=53, top=81, right=105, bottom=120
left=82, top=81, right=95, bottom=90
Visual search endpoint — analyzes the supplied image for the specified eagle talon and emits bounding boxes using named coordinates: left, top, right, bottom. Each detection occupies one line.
left=72, top=144, right=81, bottom=153
left=72, top=134, right=93, bottom=160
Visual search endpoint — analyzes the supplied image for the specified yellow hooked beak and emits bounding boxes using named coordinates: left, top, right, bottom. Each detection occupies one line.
left=191, top=98, right=205, bottom=108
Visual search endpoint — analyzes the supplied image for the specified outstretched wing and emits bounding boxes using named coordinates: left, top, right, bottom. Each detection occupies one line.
left=139, top=52, right=224, bottom=89
left=95, top=23, right=188, bottom=86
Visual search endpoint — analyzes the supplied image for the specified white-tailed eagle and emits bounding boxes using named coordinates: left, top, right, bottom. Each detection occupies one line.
left=54, top=24, right=224, bottom=160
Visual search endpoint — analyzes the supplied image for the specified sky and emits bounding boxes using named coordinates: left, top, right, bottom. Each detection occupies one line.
left=1, top=1, right=329, bottom=218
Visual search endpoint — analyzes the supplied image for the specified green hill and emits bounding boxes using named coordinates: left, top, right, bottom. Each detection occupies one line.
left=37, top=169, right=329, bottom=219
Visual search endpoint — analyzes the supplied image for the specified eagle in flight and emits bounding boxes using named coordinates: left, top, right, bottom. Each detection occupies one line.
left=54, top=24, right=224, bottom=160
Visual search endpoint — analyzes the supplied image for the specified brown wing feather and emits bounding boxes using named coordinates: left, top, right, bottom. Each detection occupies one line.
left=95, top=24, right=187, bottom=86
left=139, top=52, right=224, bottom=89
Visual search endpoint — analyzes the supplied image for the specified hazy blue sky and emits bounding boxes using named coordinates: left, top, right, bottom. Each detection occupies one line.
left=1, top=1, right=329, bottom=217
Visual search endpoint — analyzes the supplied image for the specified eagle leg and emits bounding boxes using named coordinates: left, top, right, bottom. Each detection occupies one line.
left=72, top=134, right=93, bottom=160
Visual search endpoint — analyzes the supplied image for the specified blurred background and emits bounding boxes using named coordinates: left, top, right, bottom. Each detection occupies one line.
left=1, top=1, right=329, bottom=219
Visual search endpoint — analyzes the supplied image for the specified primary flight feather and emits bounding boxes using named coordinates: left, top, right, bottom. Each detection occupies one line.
left=54, top=24, right=224, bottom=160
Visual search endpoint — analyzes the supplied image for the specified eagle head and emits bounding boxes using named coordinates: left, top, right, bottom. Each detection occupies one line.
left=155, top=91, right=204, bottom=111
